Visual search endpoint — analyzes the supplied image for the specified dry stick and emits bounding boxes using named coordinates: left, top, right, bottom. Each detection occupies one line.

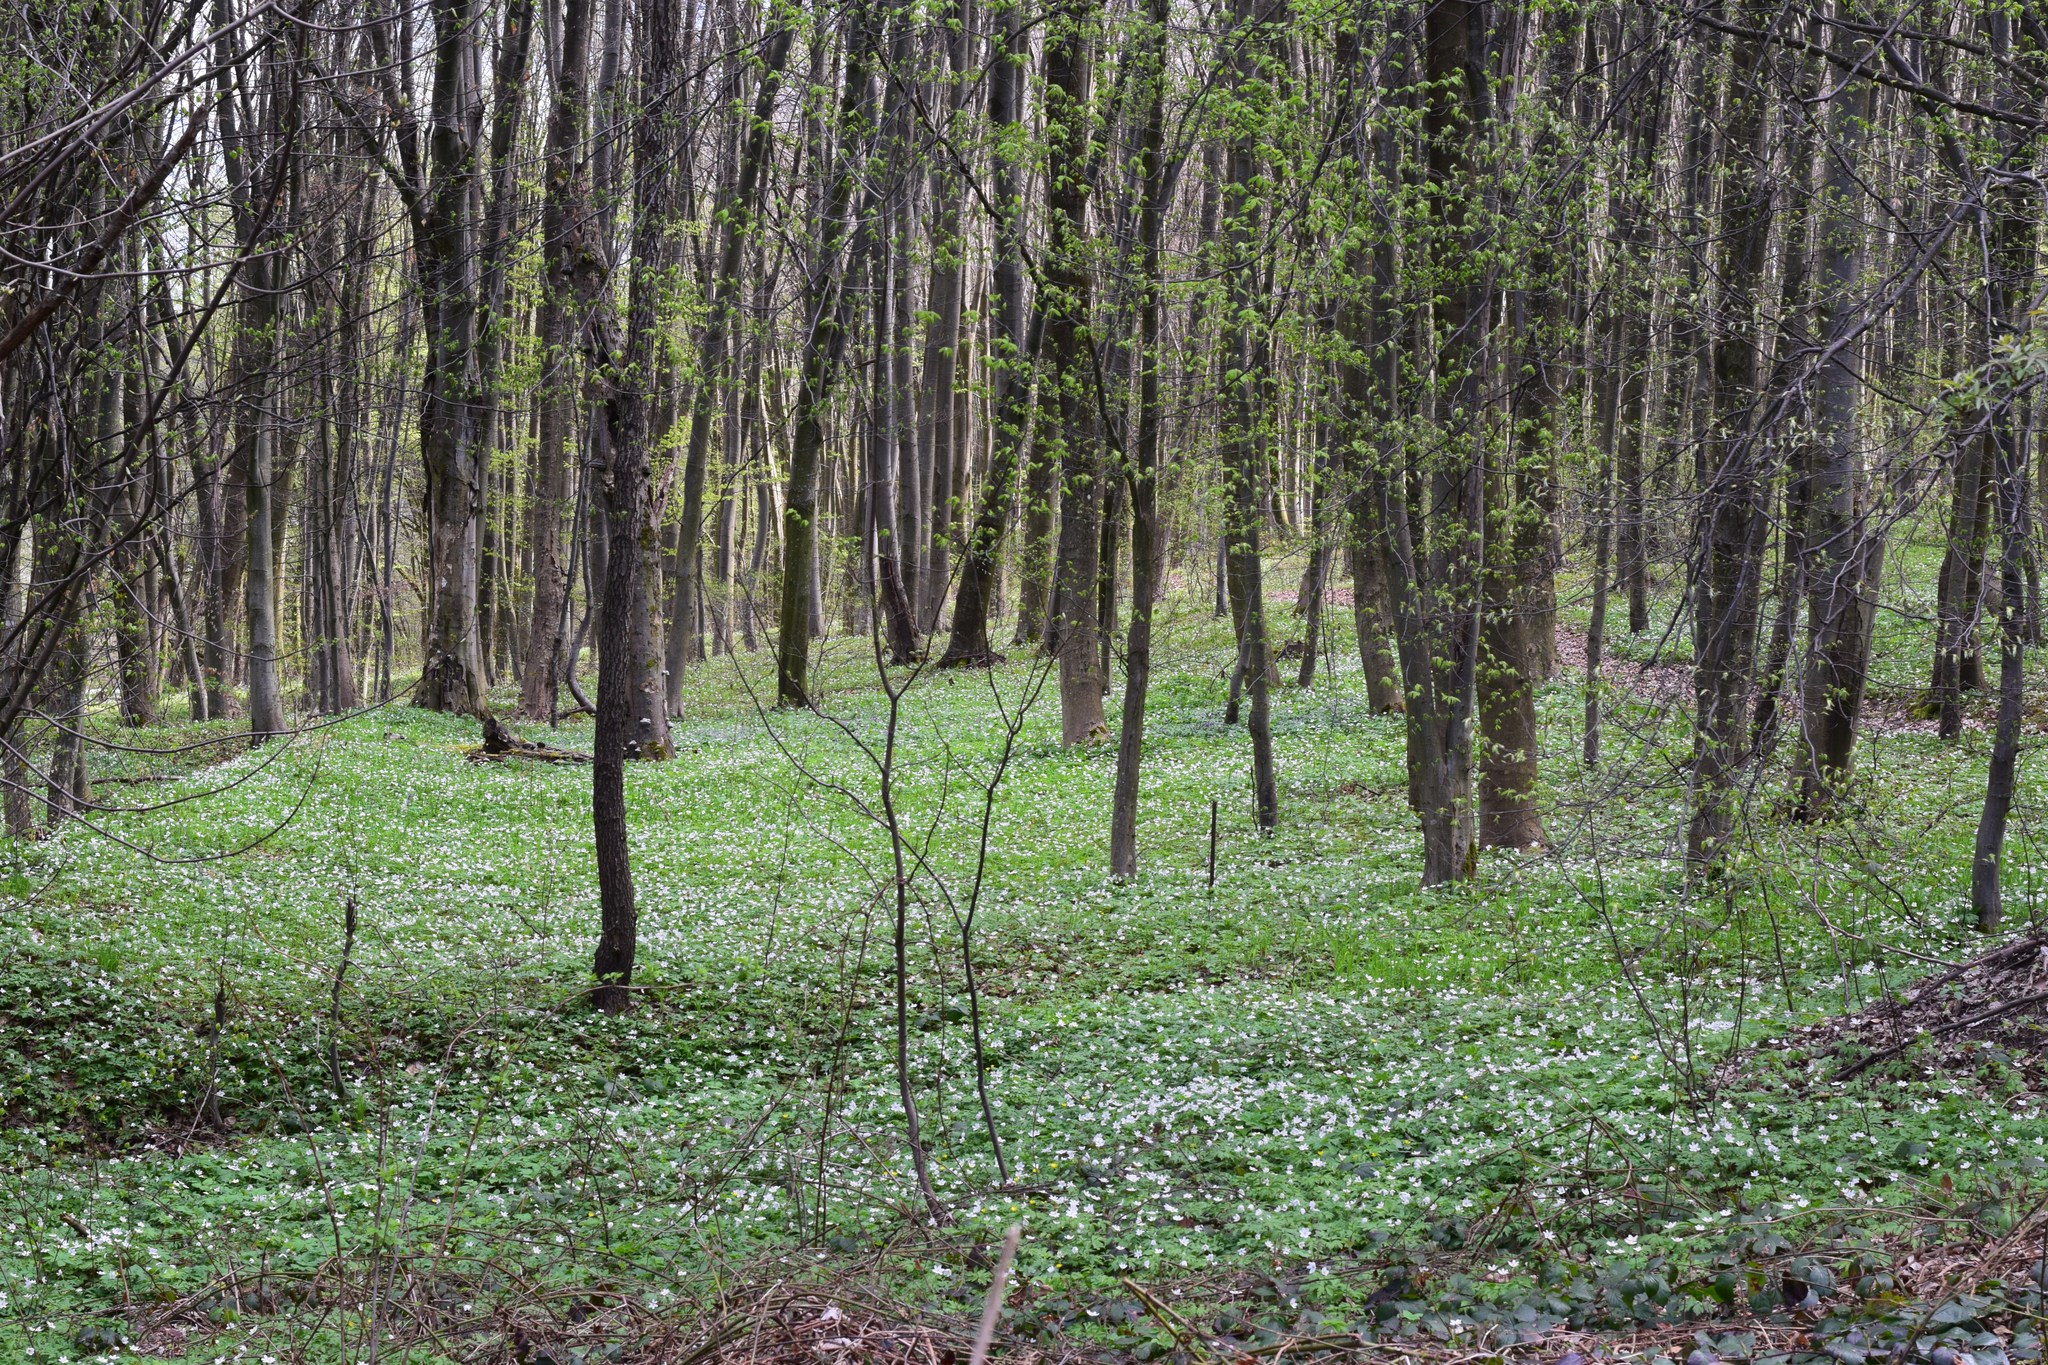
left=969, top=1224, right=1022, bottom=1365
left=326, top=897, right=357, bottom=1100
left=1119, top=1276, right=1214, bottom=1361
left=1207, top=799, right=1219, bottom=890
left=1837, top=989, right=2048, bottom=1079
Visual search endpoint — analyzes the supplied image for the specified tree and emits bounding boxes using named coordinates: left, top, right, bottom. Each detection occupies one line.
left=1378, top=0, right=1493, bottom=886
left=776, top=5, right=880, bottom=708
left=1215, top=0, right=1282, bottom=828
left=1107, top=0, right=1170, bottom=876
left=1686, top=0, right=1776, bottom=872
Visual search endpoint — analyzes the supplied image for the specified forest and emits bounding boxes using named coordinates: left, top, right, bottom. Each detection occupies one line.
left=3, top=0, right=2048, bottom=1361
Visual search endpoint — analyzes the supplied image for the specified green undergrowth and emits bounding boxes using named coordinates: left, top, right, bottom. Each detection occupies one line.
left=2, top=594, right=2046, bottom=1362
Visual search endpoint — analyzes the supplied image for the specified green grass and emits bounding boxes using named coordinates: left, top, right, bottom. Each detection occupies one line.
left=3, top=588, right=2047, bottom=1362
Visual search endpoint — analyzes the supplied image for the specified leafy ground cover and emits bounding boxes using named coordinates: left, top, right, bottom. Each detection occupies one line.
left=3, top=589, right=2047, bottom=1364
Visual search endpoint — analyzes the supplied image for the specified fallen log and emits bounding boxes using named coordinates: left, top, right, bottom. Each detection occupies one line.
left=465, top=714, right=592, bottom=764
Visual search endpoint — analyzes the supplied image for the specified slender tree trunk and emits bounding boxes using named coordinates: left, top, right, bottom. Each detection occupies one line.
left=940, top=1, right=1032, bottom=667
left=520, top=0, right=596, bottom=721
left=1796, top=22, right=1877, bottom=816
left=777, top=5, right=878, bottom=706
left=1107, top=0, right=1165, bottom=873
left=1218, top=0, right=1280, bottom=828
left=1933, top=347, right=1994, bottom=737
left=1686, top=0, right=1775, bottom=872
left=918, top=5, right=969, bottom=633
left=868, top=205, right=920, bottom=664
left=673, top=28, right=794, bottom=704
left=1384, top=0, right=1490, bottom=884
left=1969, top=12, right=2041, bottom=933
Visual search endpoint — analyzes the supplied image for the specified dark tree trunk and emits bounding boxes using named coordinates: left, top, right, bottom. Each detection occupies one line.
left=1333, top=27, right=1405, bottom=720
left=1685, top=0, right=1775, bottom=872
left=405, top=0, right=489, bottom=715
left=1795, top=28, right=1877, bottom=817
left=673, top=28, right=793, bottom=704
left=867, top=205, right=921, bottom=665
left=591, top=0, right=691, bottom=1009
left=1933, top=362, right=1994, bottom=737
left=1383, top=0, right=1491, bottom=884
left=1218, top=0, right=1280, bottom=829
left=776, top=6, right=878, bottom=706
left=1108, top=0, right=1165, bottom=873
left=520, top=0, right=596, bottom=721
left=1969, top=11, right=2041, bottom=933
left=939, top=3, right=1032, bottom=668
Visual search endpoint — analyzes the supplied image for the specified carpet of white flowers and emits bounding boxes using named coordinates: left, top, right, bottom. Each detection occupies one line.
left=3, top=604, right=2046, bottom=1361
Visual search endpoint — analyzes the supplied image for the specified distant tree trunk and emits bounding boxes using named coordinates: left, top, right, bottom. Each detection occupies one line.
left=939, top=3, right=1032, bottom=667
left=216, top=32, right=292, bottom=739
left=776, top=5, right=878, bottom=706
left=1013, top=388, right=1058, bottom=649
left=868, top=206, right=921, bottom=664
left=1796, top=24, right=1876, bottom=818
left=1932, top=352, right=1994, bottom=737
left=1748, top=50, right=1827, bottom=760
left=520, top=0, right=596, bottom=721
left=1333, top=22, right=1405, bottom=718
left=673, top=28, right=793, bottom=705
left=188, top=409, right=230, bottom=719
left=1585, top=312, right=1614, bottom=767
left=1686, top=0, right=1775, bottom=872
left=918, top=2, right=971, bottom=633
left=243, top=385, right=283, bottom=737
left=1969, top=11, right=2041, bottom=933
left=1385, top=0, right=1491, bottom=884
left=113, top=432, right=157, bottom=726
left=470, top=0, right=535, bottom=698
left=1108, top=0, right=1165, bottom=872
left=1219, top=0, right=1280, bottom=829
left=1295, top=448, right=1329, bottom=689
left=1041, top=0, right=1105, bottom=745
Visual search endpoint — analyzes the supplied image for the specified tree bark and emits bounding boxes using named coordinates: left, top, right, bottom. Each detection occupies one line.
left=1384, top=0, right=1491, bottom=884
left=673, top=27, right=794, bottom=705
left=518, top=0, right=597, bottom=721
left=940, top=3, right=1033, bottom=667
left=1218, top=0, right=1280, bottom=829
left=1040, top=0, right=1105, bottom=744
left=1795, top=22, right=1877, bottom=818
left=776, top=5, right=878, bottom=706
left=1686, top=0, right=1775, bottom=872
left=1969, top=11, right=2041, bottom=933
left=1107, top=0, right=1165, bottom=870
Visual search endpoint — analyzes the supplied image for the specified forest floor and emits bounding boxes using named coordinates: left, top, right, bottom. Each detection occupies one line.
left=4, top=589, right=2048, bottom=1364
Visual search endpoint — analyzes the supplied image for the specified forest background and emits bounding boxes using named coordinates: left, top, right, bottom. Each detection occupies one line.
left=3, top=0, right=2048, bottom=1361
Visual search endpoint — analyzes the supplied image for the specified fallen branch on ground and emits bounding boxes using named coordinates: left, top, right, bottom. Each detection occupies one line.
left=465, top=715, right=592, bottom=764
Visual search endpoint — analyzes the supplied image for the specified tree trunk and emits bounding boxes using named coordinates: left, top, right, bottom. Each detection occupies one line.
left=1685, top=0, right=1775, bottom=872
left=1219, top=0, right=1280, bottom=829
left=939, top=3, right=1032, bottom=668
left=1040, top=0, right=1105, bottom=744
left=1384, top=0, right=1491, bottom=883
left=673, top=28, right=793, bottom=705
left=776, top=5, right=878, bottom=706
left=407, top=0, right=488, bottom=715
left=1795, top=23, right=1876, bottom=817
left=868, top=208, right=921, bottom=664
left=1969, top=11, right=2041, bottom=933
